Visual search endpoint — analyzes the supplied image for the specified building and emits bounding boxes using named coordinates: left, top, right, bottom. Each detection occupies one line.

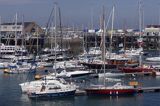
left=145, top=25, right=160, bottom=36
left=0, top=22, right=44, bottom=38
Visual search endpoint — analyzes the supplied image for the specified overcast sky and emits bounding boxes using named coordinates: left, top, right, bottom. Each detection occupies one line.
left=0, top=0, right=159, bottom=29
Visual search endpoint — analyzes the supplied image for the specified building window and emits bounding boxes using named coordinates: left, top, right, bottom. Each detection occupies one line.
left=3, top=26, right=7, bottom=29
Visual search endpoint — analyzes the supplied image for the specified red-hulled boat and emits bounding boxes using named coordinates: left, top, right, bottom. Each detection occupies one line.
left=80, top=60, right=117, bottom=70
left=119, top=66, right=154, bottom=73
left=85, top=83, right=137, bottom=96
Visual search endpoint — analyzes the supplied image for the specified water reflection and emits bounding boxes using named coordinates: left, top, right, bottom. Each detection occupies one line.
left=31, top=97, right=75, bottom=106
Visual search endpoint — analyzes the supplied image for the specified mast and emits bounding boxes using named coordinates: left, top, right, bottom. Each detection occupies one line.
left=36, top=26, right=39, bottom=56
left=100, top=6, right=106, bottom=86
left=91, top=8, right=96, bottom=49
left=82, top=25, right=86, bottom=53
left=0, top=16, right=1, bottom=44
left=15, top=13, right=18, bottom=52
left=109, top=6, right=115, bottom=59
left=159, top=3, right=160, bottom=26
left=0, top=16, right=1, bottom=56
left=123, top=19, right=127, bottom=53
left=54, top=2, right=57, bottom=76
left=138, top=0, right=143, bottom=67
left=21, top=15, right=25, bottom=48
left=158, top=3, right=160, bottom=52
left=58, top=7, right=63, bottom=54
left=91, top=8, right=94, bottom=30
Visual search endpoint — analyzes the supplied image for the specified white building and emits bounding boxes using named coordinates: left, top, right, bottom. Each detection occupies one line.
left=144, top=25, right=160, bottom=36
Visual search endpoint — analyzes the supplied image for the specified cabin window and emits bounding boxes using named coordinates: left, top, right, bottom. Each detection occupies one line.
left=3, top=26, right=7, bottom=29
left=48, top=86, right=61, bottom=90
left=48, top=83, right=55, bottom=85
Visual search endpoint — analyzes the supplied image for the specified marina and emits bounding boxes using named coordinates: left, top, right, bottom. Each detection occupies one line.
left=1, top=72, right=160, bottom=106
left=0, top=0, right=160, bottom=106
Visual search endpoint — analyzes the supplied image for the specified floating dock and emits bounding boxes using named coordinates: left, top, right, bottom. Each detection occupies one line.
left=124, top=72, right=153, bottom=76
left=137, top=86, right=160, bottom=93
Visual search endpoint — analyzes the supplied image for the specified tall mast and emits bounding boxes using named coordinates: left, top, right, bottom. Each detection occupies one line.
left=100, top=7, right=106, bottom=63
left=159, top=3, right=160, bottom=26
left=139, top=0, right=142, bottom=39
left=58, top=7, right=63, bottom=54
left=91, top=8, right=96, bottom=48
left=159, top=3, right=160, bottom=52
left=0, top=16, right=1, bottom=56
left=91, top=8, right=93, bottom=30
left=0, top=16, right=1, bottom=44
left=100, top=6, right=106, bottom=86
left=109, top=6, right=115, bottom=59
left=82, top=25, right=86, bottom=53
left=51, top=21, right=53, bottom=55
left=36, top=26, right=39, bottom=56
left=15, top=13, right=18, bottom=52
left=21, top=15, right=24, bottom=47
left=123, top=19, right=126, bottom=52
left=138, top=0, right=143, bottom=66
left=54, top=2, right=57, bottom=76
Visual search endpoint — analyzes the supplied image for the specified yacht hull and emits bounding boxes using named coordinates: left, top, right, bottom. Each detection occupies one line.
left=28, top=90, right=76, bottom=99
left=85, top=89, right=136, bottom=96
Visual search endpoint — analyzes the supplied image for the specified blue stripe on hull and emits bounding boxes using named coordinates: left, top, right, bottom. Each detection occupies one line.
left=29, top=90, right=76, bottom=99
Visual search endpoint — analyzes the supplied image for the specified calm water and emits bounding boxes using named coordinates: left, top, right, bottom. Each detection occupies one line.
left=1, top=70, right=160, bottom=106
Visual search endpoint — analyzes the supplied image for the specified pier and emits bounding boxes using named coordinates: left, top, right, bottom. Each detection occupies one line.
left=137, top=86, right=160, bottom=93
left=124, top=72, right=153, bottom=76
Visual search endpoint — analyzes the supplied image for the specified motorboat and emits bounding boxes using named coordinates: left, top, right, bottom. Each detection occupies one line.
left=20, top=78, right=76, bottom=99
left=46, top=69, right=93, bottom=79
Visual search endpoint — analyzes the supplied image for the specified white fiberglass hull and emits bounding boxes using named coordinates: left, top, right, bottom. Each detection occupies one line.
left=146, top=57, right=160, bottom=62
left=98, top=72, right=125, bottom=78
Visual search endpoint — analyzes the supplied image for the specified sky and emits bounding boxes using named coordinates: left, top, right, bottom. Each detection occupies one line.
left=0, top=0, right=159, bottom=29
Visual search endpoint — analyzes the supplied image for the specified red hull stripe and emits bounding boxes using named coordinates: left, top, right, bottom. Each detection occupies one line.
left=85, top=89, right=136, bottom=95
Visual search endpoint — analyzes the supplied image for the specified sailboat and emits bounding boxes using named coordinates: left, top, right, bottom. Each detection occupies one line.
left=85, top=6, right=137, bottom=96
left=80, top=8, right=117, bottom=70
left=119, top=0, right=154, bottom=73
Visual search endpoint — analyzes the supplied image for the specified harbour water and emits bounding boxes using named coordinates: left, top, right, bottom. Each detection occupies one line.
left=1, top=70, right=160, bottom=106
